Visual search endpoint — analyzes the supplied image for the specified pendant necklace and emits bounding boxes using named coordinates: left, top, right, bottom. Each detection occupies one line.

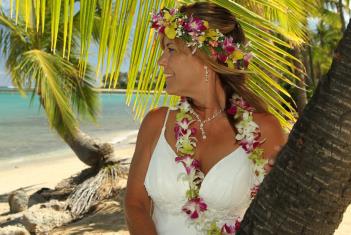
left=188, top=107, right=223, bottom=139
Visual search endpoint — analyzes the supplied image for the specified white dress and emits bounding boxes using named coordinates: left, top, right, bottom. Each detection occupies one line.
left=144, top=108, right=258, bottom=235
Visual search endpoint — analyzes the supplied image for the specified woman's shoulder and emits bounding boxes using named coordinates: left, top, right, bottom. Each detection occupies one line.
left=139, top=106, right=170, bottom=134
left=252, top=112, right=287, bottom=159
left=252, top=112, right=281, bottom=130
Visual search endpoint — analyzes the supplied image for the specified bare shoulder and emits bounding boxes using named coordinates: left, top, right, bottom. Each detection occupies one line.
left=253, top=112, right=283, bottom=134
left=252, top=112, right=288, bottom=159
left=136, top=106, right=169, bottom=153
left=139, top=106, right=169, bottom=137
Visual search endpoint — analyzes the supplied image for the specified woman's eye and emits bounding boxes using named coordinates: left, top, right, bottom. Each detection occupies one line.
left=168, top=48, right=175, bottom=53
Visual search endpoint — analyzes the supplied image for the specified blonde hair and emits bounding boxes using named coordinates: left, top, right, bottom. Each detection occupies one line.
left=174, top=2, right=269, bottom=129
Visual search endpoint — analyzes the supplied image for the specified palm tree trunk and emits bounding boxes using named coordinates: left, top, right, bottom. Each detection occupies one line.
left=62, top=129, right=119, bottom=168
left=239, top=20, right=351, bottom=235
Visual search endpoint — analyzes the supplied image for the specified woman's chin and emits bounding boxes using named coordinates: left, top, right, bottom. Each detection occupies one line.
left=164, top=86, right=178, bottom=96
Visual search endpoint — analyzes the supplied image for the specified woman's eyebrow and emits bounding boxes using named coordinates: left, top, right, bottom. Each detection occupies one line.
left=166, top=42, right=174, bottom=47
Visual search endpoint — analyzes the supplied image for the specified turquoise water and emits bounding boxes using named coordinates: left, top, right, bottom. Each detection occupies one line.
left=0, top=90, right=145, bottom=165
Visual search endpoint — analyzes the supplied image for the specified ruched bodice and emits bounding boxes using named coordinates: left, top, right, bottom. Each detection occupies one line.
left=144, top=108, right=257, bottom=235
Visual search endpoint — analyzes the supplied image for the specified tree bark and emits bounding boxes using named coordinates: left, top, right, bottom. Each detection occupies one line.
left=239, top=20, right=351, bottom=235
left=63, top=128, right=119, bottom=168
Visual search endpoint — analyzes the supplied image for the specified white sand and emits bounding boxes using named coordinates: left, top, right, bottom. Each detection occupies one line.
left=0, top=144, right=135, bottom=217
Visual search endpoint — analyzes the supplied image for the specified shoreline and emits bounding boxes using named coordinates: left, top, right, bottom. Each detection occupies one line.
left=0, top=130, right=138, bottom=195
left=0, top=129, right=139, bottom=172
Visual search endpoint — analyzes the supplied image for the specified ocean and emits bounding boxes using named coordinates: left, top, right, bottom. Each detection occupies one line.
left=0, top=90, right=154, bottom=167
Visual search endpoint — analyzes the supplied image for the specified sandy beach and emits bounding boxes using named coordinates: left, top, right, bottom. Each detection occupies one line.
left=0, top=133, right=136, bottom=234
left=0, top=137, right=350, bottom=234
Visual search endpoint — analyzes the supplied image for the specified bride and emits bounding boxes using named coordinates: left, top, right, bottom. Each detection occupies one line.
left=124, top=2, right=286, bottom=234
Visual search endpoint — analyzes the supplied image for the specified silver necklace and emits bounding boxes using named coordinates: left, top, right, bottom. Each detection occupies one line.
left=188, top=107, right=223, bottom=140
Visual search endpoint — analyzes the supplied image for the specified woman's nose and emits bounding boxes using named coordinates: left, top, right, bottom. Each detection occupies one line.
left=157, top=52, right=168, bottom=67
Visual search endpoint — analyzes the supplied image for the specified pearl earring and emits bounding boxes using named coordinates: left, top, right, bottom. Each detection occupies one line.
left=204, top=65, right=209, bottom=82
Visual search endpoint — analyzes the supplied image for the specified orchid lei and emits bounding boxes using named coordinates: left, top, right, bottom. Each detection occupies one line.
left=151, top=8, right=253, bottom=70
left=173, top=95, right=267, bottom=234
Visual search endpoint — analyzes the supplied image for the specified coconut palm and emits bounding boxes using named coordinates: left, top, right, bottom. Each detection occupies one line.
left=0, top=2, right=127, bottom=216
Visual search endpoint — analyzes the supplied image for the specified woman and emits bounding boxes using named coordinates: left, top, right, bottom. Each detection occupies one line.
left=124, top=2, right=286, bottom=235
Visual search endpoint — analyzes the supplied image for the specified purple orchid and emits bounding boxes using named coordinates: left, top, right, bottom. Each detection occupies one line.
left=223, top=37, right=235, bottom=54
left=221, top=219, right=241, bottom=234
left=169, top=8, right=177, bottom=15
left=232, top=96, right=255, bottom=112
left=240, top=139, right=261, bottom=153
left=182, top=197, right=207, bottom=219
left=184, top=16, right=207, bottom=32
left=217, top=53, right=228, bottom=63
left=226, top=105, right=237, bottom=116
left=243, top=52, right=253, bottom=68
left=175, top=156, right=200, bottom=175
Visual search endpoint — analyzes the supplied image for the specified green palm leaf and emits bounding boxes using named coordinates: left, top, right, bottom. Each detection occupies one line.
left=0, top=8, right=99, bottom=137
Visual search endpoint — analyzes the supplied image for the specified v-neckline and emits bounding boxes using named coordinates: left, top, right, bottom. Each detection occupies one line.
left=162, top=129, right=243, bottom=185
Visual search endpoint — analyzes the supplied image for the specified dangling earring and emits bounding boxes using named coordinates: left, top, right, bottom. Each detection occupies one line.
left=204, top=65, right=209, bottom=82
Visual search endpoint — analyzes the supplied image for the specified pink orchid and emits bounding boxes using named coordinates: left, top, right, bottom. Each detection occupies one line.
left=175, top=156, right=200, bottom=174
left=184, top=16, right=207, bottom=32
left=174, top=125, right=182, bottom=139
left=182, top=197, right=207, bottom=219
left=221, top=219, right=241, bottom=234
left=174, top=119, right=192, bottom=139
left=233, top=97, right=255, bottom=112
left=223, top=37, right=235, bottom=54
left=151, top=12, right=164, bottom=31
left=178, top=118, right=191, bottom=130
left=217, top=53, right=228, bottom=63
left=243, top=52, right=253, bottom=68
left=240, top=138, right=263, bottom=153
left=169, top=8, right=177, bottom=15
left=159, top=26, right=165, bottom=33
left=227, top=105, right=237, bottom=116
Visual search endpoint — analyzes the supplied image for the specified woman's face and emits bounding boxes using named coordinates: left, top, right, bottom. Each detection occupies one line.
left=157, top=36, right=205, bottom=96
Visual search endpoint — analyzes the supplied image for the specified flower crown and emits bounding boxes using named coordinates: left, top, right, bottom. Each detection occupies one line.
left=150, top=7, right=253, bottom=70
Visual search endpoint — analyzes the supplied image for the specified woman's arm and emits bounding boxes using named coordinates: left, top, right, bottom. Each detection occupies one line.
left=254, top=113, right=288, bottom=173
left=124, top=108, right=167, bottom=235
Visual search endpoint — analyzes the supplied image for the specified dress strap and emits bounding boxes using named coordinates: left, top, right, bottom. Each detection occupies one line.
left=162, top=107, right=170, bottom=130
